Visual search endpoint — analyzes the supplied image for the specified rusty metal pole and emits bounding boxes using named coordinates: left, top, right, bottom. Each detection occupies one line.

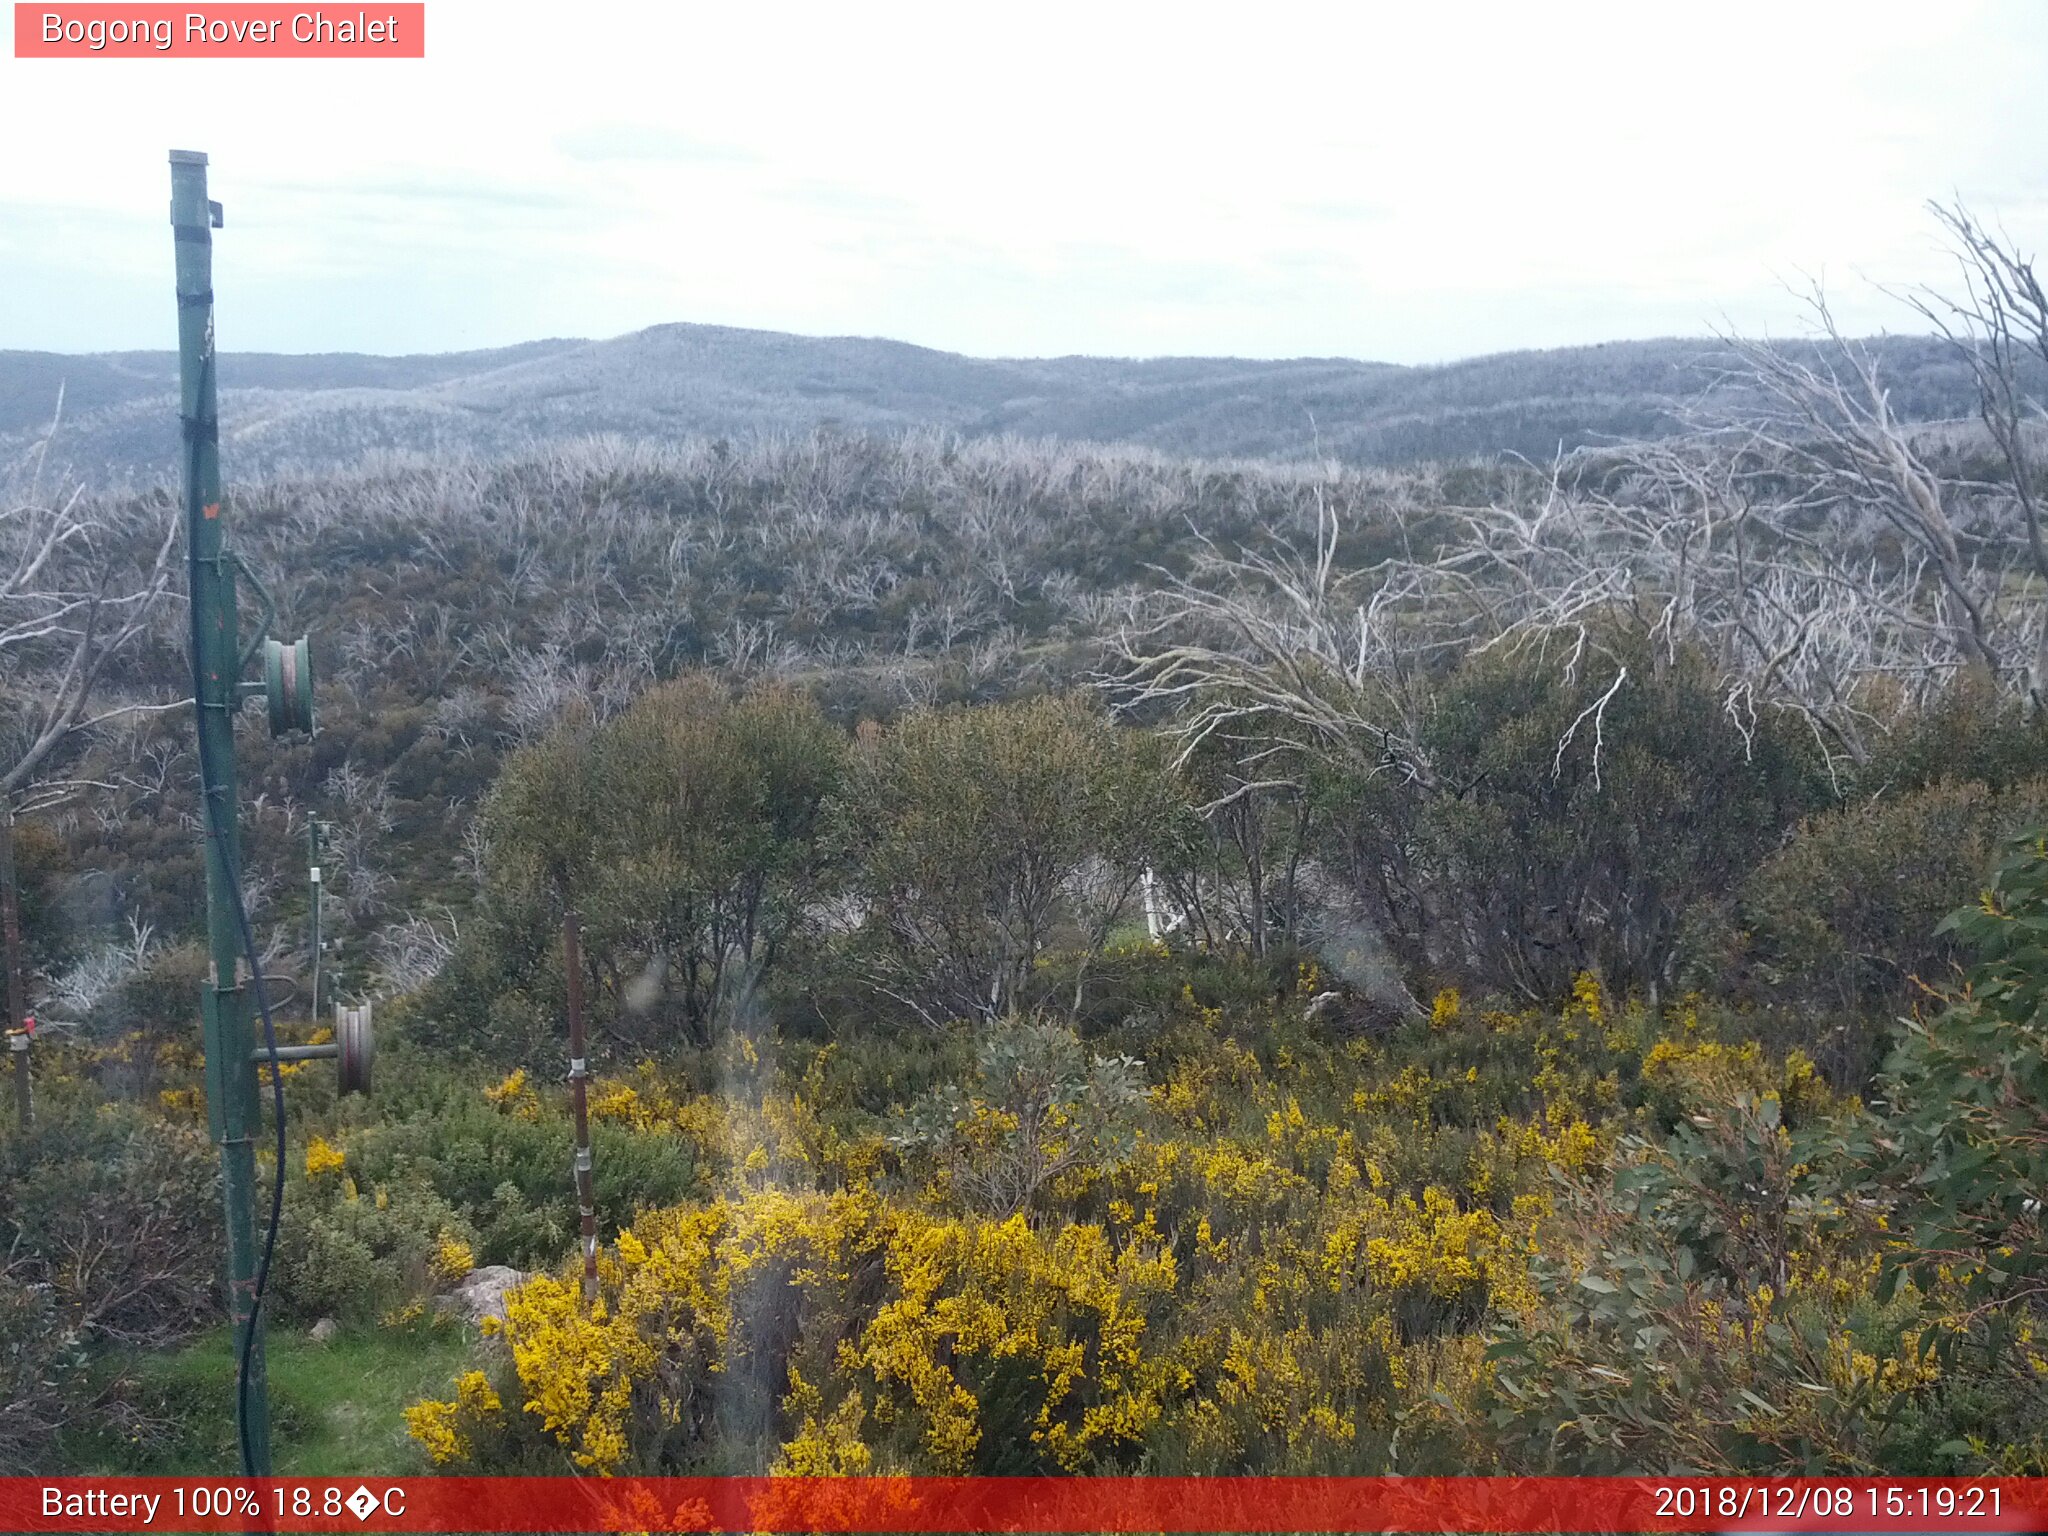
left=0, top=807, right=29, bottom=1131
left=562, top=908, right=598, bottom=1305
left=0, top=808, right=26, bottom=1039
left=8, top=1035, right=28, bottom=1131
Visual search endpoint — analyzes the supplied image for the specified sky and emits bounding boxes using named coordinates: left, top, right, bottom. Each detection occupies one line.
left=3, top=1, right=2046, bottom=364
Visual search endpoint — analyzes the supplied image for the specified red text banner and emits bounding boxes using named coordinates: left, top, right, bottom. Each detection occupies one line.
left=1, top=1477, right=2044, bottom=1534
left=14, top=5, right=424, bottom=57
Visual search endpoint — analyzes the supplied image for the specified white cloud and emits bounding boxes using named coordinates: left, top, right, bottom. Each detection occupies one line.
left=2, top=0, right=2043, bottom=360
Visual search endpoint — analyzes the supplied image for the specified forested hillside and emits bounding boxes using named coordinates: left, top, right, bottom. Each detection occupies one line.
left=7, top=228, right=2048, bottom=1480
left=3, top=325, right=2028, bottom=483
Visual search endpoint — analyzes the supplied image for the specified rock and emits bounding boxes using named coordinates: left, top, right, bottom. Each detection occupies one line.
left=444, top=1264, right=530, bottom=1326
left=1302, top=990, right=1345, bottom=1021
left=309, top=1317, right=339, bottom=1345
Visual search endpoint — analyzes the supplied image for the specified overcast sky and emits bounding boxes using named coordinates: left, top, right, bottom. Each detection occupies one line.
left=3, top=1, right=2045, bottom=364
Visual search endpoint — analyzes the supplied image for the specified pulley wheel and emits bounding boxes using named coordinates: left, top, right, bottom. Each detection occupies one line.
left=336, top=1004, right=372, bottom=1096
left=264, top=635, right=315, bottom=737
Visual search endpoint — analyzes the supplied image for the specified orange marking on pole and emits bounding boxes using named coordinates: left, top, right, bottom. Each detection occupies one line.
left=203, top=502, right=220, bottom=519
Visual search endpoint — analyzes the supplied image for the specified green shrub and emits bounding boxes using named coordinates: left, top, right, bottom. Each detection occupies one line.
left=1727, top=779, right=2048, bottom=1064
left=6, top=816, right=67, bottom=978
left=1860, top=674, right=2048, bottom=796
left=891, top=1017, right=1146, bottom=1217
left=1877, top=827, right=2048, bottom=1327
left=1476, top=846, right=2048, bottom=1475
left=1479, top=1090, right=1903, bottom=1473
left=837, top=693, right=1189, bottom=1025
left=0, top=1276, right=90, bottom=1473
left=0, top=1104, right=220, bottom=1349
left=273, top=1180, right=475, bottom=1323
left=328, top=1082, right=699, bottom=1271
left=451, top=676, right=847, bottom=1053
left=0, top=1106, right=222, bottom=1470
left=87, top=943, right=211, bottom=1098
left=1323, top=635, right=1826, bottom=1004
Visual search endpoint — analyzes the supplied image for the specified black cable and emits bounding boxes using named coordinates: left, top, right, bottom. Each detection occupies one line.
left=186, top=408, right=289, bottom=1479
left=226, top=785, right=288, bottom=1480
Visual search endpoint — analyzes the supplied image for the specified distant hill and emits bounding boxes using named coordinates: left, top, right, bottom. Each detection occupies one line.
left=0, top=323, right=2007, bottom=484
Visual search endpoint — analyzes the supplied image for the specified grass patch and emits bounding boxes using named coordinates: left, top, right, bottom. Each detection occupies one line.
left=74, top=1316, right=475, bottom=1476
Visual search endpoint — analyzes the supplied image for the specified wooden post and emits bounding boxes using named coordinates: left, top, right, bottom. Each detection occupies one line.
left=563, top=908, right=598, bottom=1305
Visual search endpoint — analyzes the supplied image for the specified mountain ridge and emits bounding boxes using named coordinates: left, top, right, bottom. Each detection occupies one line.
left=0, top=322, right=2005, bottom=483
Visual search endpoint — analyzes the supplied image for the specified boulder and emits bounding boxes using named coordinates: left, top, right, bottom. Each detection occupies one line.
left=309, top=1317, right=339, bottom=1345
left=443, top=1264, right=530, bottom=1326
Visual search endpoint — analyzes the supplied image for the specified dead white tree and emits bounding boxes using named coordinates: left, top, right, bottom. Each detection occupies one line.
left=1717, top=292, right=2018, bottom=694
left=1, top=410, right=179, bottom=806
left=1106, top=482, right=1444, bottom=807
left=1, top=410, right=178, bottom=1029
left=1103, top=478, right=1441, bottom=966
left=1114, top=284, right=2034, bottom=790
left=1388, top=424, right=1977, bottom=776
left=1905, top=200, right=2048, bottom=703
left=372, top=909, right=460, bottom=996
left=1107, top=231, right=2048, bottom=988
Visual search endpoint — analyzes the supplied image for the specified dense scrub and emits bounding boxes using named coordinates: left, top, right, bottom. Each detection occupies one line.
left=8, top=417, right=2048, bottom=1476
left=399, top=942, right=2048, bottom=1475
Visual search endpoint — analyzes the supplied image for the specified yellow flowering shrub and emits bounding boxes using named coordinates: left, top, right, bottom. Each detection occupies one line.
left=404, top=1369, right=502, bottom=1466
left=411, top=1147, right=1545, bottom=1478
left=585, top=1081, right=646, bottom=1124
left=158, top=1085, right=203, bottom=1119
left=401, top=975, right=1998, bottom=1476
left=432, top=1229, right=477, bottom=1284
left=1488, top=1104, right=1602, bottom=1178
left=304, top=1135, right=346, bottom=1179
left=483, top=1067, right=540, bottom=1120
left=1643, top=1034, right=1764, bottom=1089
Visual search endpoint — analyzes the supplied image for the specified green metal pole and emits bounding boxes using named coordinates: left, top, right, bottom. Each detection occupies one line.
left=171, top=148, right=271, bottom=1475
